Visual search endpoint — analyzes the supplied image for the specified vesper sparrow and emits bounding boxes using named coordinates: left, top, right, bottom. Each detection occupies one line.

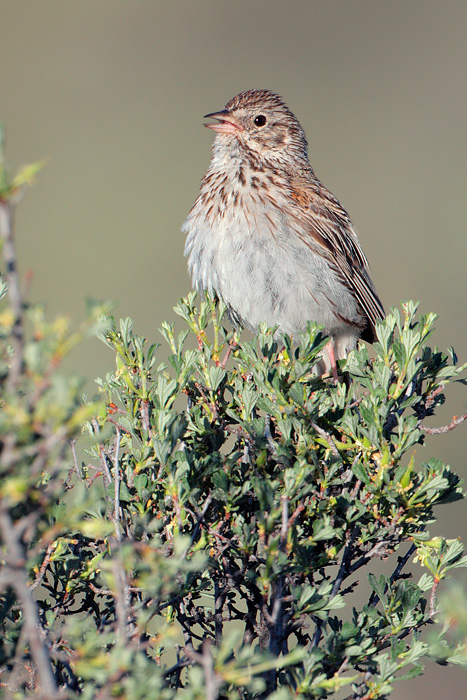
left=182, top=89, right=384, bottom=376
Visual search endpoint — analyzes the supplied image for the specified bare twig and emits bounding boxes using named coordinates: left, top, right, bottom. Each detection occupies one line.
left=140, top=398, right=150, bottom=434
left=310, top=420, right=340, bottom=458
left=350, top=479, right=362, bottom=500
left=185, top=494, right=212, bottom=553
left=368, top=542, right=416, bottom=608
left=416, top=385, right=444, bottom=421
left=421, top=413, right=467, bottom=434
left=184, top=642, right=220, bottom=700
left=29, top=543, right=55, bottom=592
left=112, top=554, right=130, bottom=644
left=310, top=618, right=323, bottom=649
left=109, top=428, right=131, bottom=643
left=343, top=670, right=373, bottom=700
left=3, top=622, right=29, bottom=700
left=392, top=541, right=416, bottom=578
left=269, top=496, right=288, bottom=634
left=178, top=601, right=195, bottom=649
left=0, top=506, right=60, bottom=698
left=106, top=416, right=133, bottom=435
left=287, top=502, right=305, bottom=529
left=280, top=494, right=288, bottom=551
left=264, top=414, right=277, bottom=453
left=331, top=528, right=359, bottom=598
left=163, top=657, right=191, bottom=678
left=220, top=338, right=237, bottom=369
left=312, top=528, right=360, bottom=649
left=336, top=655, right=349, bottom=676
left=90, top=417, right=113, bottom=494
left=349, top=540, right=392, bottom=574
left=0, top=426, right=68, bottom=472
left=70, top=438, right=82, bottom=480
left=0, top=198, right=24, bottom=391
left=429, top=577, right=440, bottom=619
left=113, top=428, right=122, bottom=537
left=214, top=580, right=223, bottom=646
left=264, top=494, right=290, bottom=694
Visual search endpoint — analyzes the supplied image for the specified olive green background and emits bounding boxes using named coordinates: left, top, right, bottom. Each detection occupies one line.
left=1, top=2, right=466, bottom=696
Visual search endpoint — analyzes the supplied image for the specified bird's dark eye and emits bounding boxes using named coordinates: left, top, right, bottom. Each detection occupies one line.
left=254, top=115, right=267, bottom=127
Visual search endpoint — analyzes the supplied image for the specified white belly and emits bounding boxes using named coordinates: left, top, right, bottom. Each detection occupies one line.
left=183, top=194, right=362, bottom=350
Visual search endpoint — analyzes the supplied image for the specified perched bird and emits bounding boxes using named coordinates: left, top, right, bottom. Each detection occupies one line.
left=182, top=89, right=384, bottom=376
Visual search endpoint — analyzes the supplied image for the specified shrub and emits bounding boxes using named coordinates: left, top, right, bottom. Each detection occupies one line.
left=1, top=134, right=466, bottom=700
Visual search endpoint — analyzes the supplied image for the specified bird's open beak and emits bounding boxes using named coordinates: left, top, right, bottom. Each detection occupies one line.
left=203, top=110, right=243, bottom=134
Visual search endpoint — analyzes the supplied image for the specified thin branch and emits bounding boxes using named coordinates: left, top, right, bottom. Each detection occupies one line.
left=336, top=656, right=349, bottom=676
left=280, top=494, right=288, bottom=551
left=220, top=338, right=236, bottom=369
left=113, top=428, right=122, bottom=538
left=70, top=439, right=82, bottom=480
left=349, top=540, right=392, bottom=574
left=0, top=506, right=60, bottom=699
left=178, top=602, right=195, bottom=649
left=109, top=428, right=131, bottom=643
left=429, top=577, right=440, bottom=619
left=350, top=479, right=362, bottom=500
left=140, top=398, right=150, bottom=434
left=287, top=502, right=305, bottom=529
left=184, top=642, right=220, bottom=700
left=264, top=414, right=277, bottom=453
left=312, top=528, right=359, bottom=649
left=163, top=657, right=191, bottom=678
left=214, top=580, right=223, bottom=646
left=331, top=528, right=359, bottom=598
left=0, top=198, right=24, bottom=391
left=310, top=420, right=340, bottom=458
left=310, top=618, right=323, bottom=649
left=29, top=543, right=55, bottom=592
left=343, top=670, right=373, bottom=700
left=268, top=496, right=288, bottom=663
left=184, top=494, right=212, bottom=554
left=91, top=418, right=113, bottom=488
left=368, top=543, right=416, bottom=608
left=3, top=622, right=29, bottom=700
left=421, top=413, right=467, bottom=434
left=106, top=416, right=133, bottom=435
left=0, top=433, right=59, bottom=471
left=112, top=554, right=131, bottom=644
left=414, top=384, right=444, bottom=424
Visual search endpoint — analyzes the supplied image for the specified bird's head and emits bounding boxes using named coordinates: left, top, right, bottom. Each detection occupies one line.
left=204, top=89, right=309, bottom=164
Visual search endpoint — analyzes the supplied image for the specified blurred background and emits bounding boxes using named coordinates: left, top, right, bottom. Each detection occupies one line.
left=1, top=1, right=466, bottom=696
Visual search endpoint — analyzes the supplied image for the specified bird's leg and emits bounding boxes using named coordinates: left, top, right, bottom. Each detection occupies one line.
left=326, top=340, right=339, bottom=383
